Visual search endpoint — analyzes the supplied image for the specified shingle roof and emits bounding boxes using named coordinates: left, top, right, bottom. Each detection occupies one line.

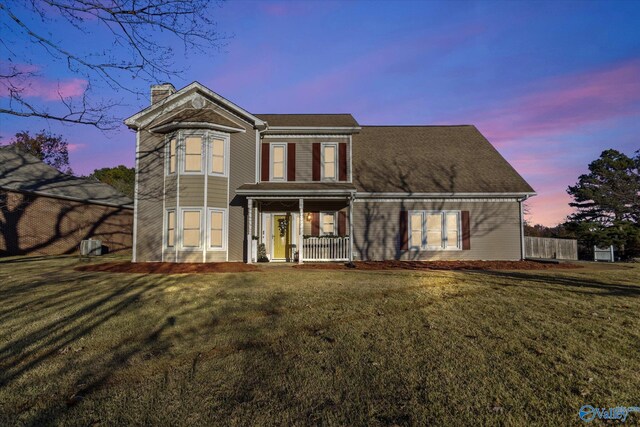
left=255, top=114, right=359, bottom=128
left=237, top=182, right=356, bottom=195
left=352, top=125, right=535, bottom=194
left=0, top=146, right=133, bottom=208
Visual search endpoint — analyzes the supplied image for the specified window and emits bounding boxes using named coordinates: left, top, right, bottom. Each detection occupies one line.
left=210, top=137, right=226, bottom=176
left=167, top=138, right=177, bottom=174
left=166, top=210, right=175, bottom=247
left=409, top=211, right=461, bottom=250
left=184, top=136, right=203, bottom=173
left=321, top=212, right=336, bottom=235
left=410, top=212, right=423, bottom=248
left=322, top=143, right=337, bottom=180
left=209, top=209, right=226, bottom=250
left=181, top=210, right=202, bottom=248
left=426, top=213, right=442, bottom=250
left=271, top=143, right=286, bottom=181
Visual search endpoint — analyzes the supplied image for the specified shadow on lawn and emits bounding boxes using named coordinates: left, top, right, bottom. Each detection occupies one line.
left=0, top=267, right=287, bottom=425
left=465, top=269, right=640, bottom=297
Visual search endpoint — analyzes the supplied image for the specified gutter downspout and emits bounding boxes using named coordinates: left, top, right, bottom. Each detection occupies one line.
left=519, top=195, right=530, bottom=260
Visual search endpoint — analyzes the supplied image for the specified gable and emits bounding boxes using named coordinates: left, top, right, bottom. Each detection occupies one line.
left=124, top=82, right=265, bottom=130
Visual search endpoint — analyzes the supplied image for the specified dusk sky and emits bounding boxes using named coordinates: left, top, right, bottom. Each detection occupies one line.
left=1, top=0, right=639, bottom=226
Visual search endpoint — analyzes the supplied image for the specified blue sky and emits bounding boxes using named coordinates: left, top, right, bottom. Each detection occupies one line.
left=1, top=0, right=639, bottom=225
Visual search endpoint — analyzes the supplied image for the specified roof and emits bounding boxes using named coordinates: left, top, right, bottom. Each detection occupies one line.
left=237, top=182, right=356, bottom=196
left=0, top=146, right=134, bottom=208
left=255, top=114, right=360, bottom=128
left=352, top=126, right=535, bottom=194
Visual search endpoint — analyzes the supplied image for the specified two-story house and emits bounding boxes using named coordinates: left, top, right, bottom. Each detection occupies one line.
left=125, top=82, right=535, bottom=264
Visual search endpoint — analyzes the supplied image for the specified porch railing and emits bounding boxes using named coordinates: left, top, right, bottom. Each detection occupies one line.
left=303, top=236, right=350, bottom=261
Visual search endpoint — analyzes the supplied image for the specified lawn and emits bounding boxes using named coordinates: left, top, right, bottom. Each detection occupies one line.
left=0, top=256, right=639, bottom=426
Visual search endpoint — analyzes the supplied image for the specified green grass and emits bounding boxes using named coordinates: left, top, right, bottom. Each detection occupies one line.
left=0, top=255, right=639, bottom=426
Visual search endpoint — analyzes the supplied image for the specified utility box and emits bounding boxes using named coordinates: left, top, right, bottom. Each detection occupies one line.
left=80, top=239, right=102, bottom=257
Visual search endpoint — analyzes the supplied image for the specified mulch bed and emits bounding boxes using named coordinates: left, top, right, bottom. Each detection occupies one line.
left=74, top=262, right=261, bottom=274
left=293, top=260, right=582, bottom=271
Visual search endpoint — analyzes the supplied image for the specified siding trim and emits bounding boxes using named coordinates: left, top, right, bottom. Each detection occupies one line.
left=132, top=131, right=140, bottom=261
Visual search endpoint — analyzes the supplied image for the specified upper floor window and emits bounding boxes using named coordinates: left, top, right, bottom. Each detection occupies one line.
left=168, top=138, right=177, bottom=174
left=409, top=211, right=461, bottom=250
left=166, top=131, right=229, bottom=177
left=184, top=136, right=203, bottom=173
left=210, top=138, right=226, bottom=176
left=271, top=143, right=286, bottom=181
left=322, top=143, right=337, bottom=180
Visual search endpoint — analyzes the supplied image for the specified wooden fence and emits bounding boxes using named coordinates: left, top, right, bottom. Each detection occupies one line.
left=524, top=236, right=578, bottom=260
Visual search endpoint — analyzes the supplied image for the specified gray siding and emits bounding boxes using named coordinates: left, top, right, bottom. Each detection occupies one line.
left=207, top=176, right=227, bottom=207
left=262, top=136, right=350, bottom=182
left=352, top=199, right=522, bottom=261
left=179, top=175, right=204, bottom=206
left=135, top=129, right=165, bottom=262
left=226, top=114, right=256, bottom=262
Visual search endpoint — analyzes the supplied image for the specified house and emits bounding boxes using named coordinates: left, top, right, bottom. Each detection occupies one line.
left=124, top=82, right=535, bottom=263
left=0, top=146, right=133, bottom=256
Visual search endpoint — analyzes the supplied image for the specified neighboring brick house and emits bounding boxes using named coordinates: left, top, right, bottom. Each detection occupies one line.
left=125, top=82, right=535, bottom=263
left=0, top=146, right=133, bottom=256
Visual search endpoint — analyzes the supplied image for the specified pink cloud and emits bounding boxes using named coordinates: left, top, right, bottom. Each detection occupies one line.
left=0, top=66, right=87, bottom=101
left=472, top=59, right=640, bottom=145
left=67, top=143, right=87, bottom=153
left=526, top=190, right=575, bottom=227
left=283, top=25, right=486, bottom=107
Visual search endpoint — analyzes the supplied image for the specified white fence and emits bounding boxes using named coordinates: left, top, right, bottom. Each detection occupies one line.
left=524, top=236, right=578, bottom=260
left=594, top=245, right=615, bottom=262
left=303, top=237, right=350, bottom=261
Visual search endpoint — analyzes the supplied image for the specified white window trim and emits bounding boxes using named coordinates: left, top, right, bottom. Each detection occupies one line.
left=321, top=142, right=338, bottom=181
left=164, top=209, right=176, bottom=248
left=180, top=131, right=206, bottom=175
left=270, top=142, right=287, bottom=182
left=320, top=211, right=337, bottom=236
left=166, top=135, right=178, bottom=176
left=207, top=207, right=228, bottom=251
left=208, top=132, right=230, bottom=177
left=179, top=207, right=204, bottom=251
left=408, top=210, right=462, bottom=251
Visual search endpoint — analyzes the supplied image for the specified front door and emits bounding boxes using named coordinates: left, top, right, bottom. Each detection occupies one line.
left=273, top=214, right=290, bottom=260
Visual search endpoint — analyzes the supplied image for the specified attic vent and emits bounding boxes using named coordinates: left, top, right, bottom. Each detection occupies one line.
left=191, top=96, right=206, bottom=109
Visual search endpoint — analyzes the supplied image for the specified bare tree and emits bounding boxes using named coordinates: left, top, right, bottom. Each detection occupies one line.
left=0, top=0, right=227, bottom=130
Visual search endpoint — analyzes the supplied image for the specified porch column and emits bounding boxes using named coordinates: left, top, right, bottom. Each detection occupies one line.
left=349, top=195, right=354, bottom=262
left=298, top=198, right=304, bottom=264
left=247, top=197, right=253, bottom=264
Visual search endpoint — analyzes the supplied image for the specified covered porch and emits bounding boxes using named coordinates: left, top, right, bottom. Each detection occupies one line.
left=237, top=183, right=356, bottom=263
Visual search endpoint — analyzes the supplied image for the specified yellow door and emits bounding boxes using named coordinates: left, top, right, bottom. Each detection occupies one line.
left=273, top=214, right=290, bottom=259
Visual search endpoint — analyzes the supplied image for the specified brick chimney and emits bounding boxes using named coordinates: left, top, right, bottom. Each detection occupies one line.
left=150, top=83, right=176, bottom=104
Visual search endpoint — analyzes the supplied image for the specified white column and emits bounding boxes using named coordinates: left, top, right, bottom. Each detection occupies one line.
left=349, top=195, right=354, bottom=262
left=299, top=198, right=304, bottom=264
left=247, top=197, right=253, bottom=264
